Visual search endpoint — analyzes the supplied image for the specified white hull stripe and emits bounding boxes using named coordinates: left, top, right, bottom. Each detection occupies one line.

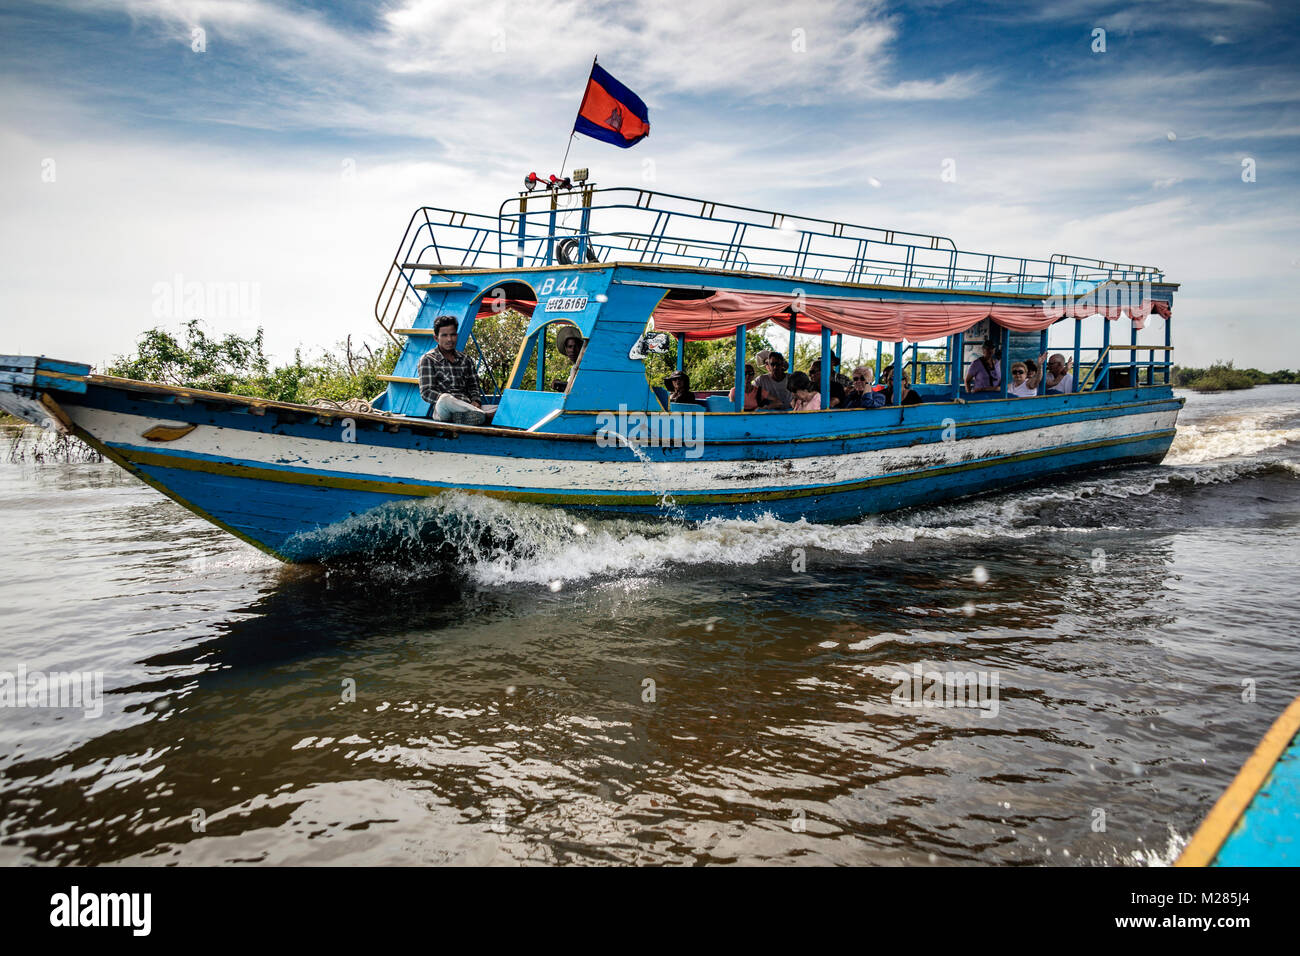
left=71, top=405, right=1180, bottom=496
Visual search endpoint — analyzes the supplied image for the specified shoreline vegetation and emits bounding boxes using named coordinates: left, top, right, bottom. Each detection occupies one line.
left=101, top=320, right=403, bottom=406
left=2, top=320, right=405, bottom=456
left=1173, top=363, right=1299, bottom=392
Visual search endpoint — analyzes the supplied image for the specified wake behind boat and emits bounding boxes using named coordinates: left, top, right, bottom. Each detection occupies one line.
left=0, top=181, right=1181, bottom=562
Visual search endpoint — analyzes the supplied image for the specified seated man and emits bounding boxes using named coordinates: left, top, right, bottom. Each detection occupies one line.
left=418, top=315, right=492, bottom=425
left=664, top=370, right=707, bottom=407
left=809, top=359, right=848, bottom=408
left=1041, top=352, right=1074, bottom=394
left=754, top=351, right=793, bottom=410
left=965, top=340, right=1001, bottom=393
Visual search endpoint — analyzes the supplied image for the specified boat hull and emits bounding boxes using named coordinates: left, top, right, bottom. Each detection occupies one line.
left=3, top=373, right=1182, bottom=562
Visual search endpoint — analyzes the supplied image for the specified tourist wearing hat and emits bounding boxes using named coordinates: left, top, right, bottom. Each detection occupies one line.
left=664, top=369, right=706, bottom=407
left=965, top=339, right=1001, bottom=393
left=824, top=350, right=851, bottom=388
left=551, top=325, right=585, bottom=391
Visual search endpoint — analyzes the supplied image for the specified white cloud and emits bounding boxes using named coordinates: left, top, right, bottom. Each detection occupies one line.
left=2, top=1, right=1298, bottom=370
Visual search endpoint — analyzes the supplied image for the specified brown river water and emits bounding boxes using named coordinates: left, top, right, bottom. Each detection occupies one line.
left=1, top=386, right=1298, bottom=865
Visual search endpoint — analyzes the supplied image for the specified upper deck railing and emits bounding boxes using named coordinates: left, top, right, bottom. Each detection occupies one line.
left=375, top=186, right=1166, bottom=339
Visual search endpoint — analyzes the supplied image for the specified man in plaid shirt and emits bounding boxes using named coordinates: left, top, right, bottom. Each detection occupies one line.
left=418, top=315, right=487, bottom=424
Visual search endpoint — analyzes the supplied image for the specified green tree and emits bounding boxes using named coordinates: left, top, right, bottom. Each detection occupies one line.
left=106, top=319, right=270, bottom=392
left=644, top=328, right=777, bottom=390
left=106, top=321, right=400, bottom=405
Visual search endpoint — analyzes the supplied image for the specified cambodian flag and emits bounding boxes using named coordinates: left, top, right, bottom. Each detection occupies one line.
left=573, top=62, right=649, bottom=149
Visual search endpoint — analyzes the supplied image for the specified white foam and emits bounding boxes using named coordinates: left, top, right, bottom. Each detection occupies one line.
left=288, top=398, right=1300, bottom=588
left=1167, top=406, right=1300, bottom=465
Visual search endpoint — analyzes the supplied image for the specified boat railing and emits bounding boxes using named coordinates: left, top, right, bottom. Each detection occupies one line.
left=375, top=193, right=1168, bottom=339
left=497, top=187, right=1166, bottom=293
left=375, top=206, right=506, bottom=339
left=1077, top=344, right=1174, bottom=391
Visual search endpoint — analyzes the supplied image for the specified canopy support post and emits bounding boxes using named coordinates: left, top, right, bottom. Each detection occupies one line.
left=546, top=192, right=558, bottom=266
left=1073, top=317, right=1082, bottom=393
left=1038, top=329, right=1048, bottom=395
left=1000, top=324, right=1010, bottom=398
left=788, top=322, right=797, bottom=368
left=676, top=337, right=684, bottom=372
left=734, top=323, right=747, bottom=412
left=892, top=341, right=903, bottom=406
left=1163, top=310, right=1172, bottom=384
left=1130, top=319, right=1138, bottom=389
left=950, top=332, right=963, bottom=400
left=820, top=326, right=831, bottom=408
left=536, top=327, right=547, bottom=390
left=1100, top=317, right=1111, bottom=390
left=516, top=196, right=527, bottom=267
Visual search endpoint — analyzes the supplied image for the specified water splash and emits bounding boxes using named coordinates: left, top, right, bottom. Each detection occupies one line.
left=283, top=395, right=1300, bottom=586
left=597, top=428, right=685, bottom=520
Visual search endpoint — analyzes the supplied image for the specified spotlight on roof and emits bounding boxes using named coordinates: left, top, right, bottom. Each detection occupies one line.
left=572, top=168, right=589, bottom=184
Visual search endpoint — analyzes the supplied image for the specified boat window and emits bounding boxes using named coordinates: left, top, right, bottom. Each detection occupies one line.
left=508, top=320, right=586, bottom=393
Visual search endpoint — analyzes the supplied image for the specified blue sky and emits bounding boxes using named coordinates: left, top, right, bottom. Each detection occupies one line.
left=1, top=0, right=1298, bottom=368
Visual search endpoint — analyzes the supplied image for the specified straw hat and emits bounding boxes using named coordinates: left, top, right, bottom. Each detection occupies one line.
left=555, top=325, right=583, bottom=356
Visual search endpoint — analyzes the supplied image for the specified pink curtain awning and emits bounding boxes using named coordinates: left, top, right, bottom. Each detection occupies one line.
left=652, top=291, right=1171, bottom=342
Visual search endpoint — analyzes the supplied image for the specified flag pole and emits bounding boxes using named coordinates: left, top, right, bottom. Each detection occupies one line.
left=559, top=55, right=597, bottom=177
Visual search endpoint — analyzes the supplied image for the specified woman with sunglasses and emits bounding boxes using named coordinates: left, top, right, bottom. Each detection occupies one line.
left=1008, top=361, right=1037, bottom=397
left=843, top=366, right=885, bottom=409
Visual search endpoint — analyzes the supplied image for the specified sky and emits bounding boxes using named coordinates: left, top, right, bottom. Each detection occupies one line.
left=1, top=0, right=1298, bottom=369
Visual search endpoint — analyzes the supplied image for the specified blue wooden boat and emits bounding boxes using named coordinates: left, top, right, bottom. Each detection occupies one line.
left=1177, top=695, right=1300, bottom=866
left=0, top=183, right=1182, bottom=562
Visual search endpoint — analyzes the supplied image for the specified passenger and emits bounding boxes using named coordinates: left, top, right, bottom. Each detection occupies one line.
left=809, top=359, right=848, bottom=408
left=418, top=315, right=491, bottom=425
left=728, top=364, right=760, bottom=410
left=1040, top=352, right=1074, bottom=394
left=844, top=366, right=886, bottom=408
left=1024, top=358, right=1041, bottom=391
left=754, top=351, right=793, bottom=409
left=1008, top=361, right=1037, bottom=397
left=899, top=369, right=922, bottom=405
left=664, top=370, right=707, bottom=407
left=825, top=350, right=852, bottom=388
left=786, top=372, right=821, bottom=411
left=965, top=340, right=1001, bottom=393
left=880, top=365, right=922, bottom=406
left=550, top=325, right=584, bottom=391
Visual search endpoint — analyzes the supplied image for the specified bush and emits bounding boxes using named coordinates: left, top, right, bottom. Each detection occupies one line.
left=1172, top=361, right=1256, bottom=391
left=105, top=320, right=400, bottom=405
